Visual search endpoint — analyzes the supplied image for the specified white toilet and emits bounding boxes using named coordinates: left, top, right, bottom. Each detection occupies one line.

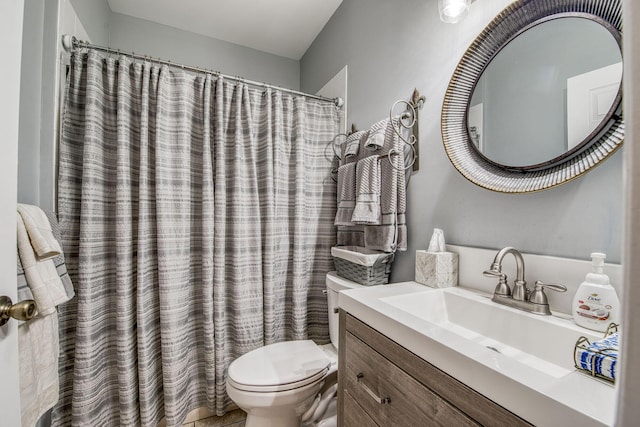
left=226, top=271, right=362, bottom=427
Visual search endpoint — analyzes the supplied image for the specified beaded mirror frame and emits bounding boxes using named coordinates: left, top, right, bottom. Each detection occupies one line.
left=441, top=0, right=623, bottom=193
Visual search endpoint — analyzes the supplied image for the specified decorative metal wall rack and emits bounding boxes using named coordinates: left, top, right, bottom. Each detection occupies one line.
left=333, top=88, right=425, bottom=173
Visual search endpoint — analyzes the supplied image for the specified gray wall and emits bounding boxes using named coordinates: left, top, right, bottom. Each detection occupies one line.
left=18, top=0, right=45, bottom=206
left=301, top=0, right=623, bottom=281
left=109, top=13, right=300, bottom=91
left=19, top=0, right=112, bottom=210
left=67, top=0, right=111, bottom=42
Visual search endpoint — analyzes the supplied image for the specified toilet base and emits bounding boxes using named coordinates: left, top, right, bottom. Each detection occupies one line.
left=227, top=377, right=323, bottom=427
left=303, top=396, right=337, bottom=427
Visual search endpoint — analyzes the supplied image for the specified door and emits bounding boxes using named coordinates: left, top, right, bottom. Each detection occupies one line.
left=566, top=62, right=623, bottom=150
left=0, top=0, right=25, bottom=425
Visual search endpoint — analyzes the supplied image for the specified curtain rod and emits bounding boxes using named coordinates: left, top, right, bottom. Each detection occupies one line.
left=61, top=35, right=344, bottom=108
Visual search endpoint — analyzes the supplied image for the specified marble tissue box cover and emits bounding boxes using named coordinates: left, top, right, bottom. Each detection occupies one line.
left=415, top=250, right=459, bottom=288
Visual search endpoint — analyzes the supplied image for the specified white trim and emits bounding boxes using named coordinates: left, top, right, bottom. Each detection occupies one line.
left=617, top=1, right=640, bottom=424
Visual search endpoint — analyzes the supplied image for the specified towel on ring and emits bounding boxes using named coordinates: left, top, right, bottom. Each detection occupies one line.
left=16, top=206, right=74, bottom=427
left=334, top=162, right=357, bottom=226
left=17, top=208, right=72, bottom=316
left=17, top=211, right=75, bottom=303
left=364, top=119, right=388, bottom=151
left=364, top=118, right=407, bottom=252
left=43, top=210, right=75, bottom=300
left=351, top=156, right=381, bottom=225
left=17, top=204, right=62, bottom=260
left=342, top=130, right=367, bottom=161
left=336, top=225, right=365, bottom=247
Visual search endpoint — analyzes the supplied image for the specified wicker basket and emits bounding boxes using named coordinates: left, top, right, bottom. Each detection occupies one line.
left=331, top=246, right=394, bottom=286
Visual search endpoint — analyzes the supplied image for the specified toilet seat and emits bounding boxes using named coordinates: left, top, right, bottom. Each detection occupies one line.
left=227, top=340, right=330, bottom=393
left=227, top=367, right=328, bottom=393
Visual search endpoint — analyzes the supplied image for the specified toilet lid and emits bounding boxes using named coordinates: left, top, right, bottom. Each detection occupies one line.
left=227, top=340, right=330, bottom=392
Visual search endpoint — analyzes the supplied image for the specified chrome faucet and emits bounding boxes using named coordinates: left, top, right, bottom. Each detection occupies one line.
left=483, top=247, right=527, bottom=300
left=483, top=247, right=567, bottom=315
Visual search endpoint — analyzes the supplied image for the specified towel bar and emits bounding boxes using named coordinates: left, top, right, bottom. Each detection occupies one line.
left=389, top=88, right=425, bottom=172
left=331, top=88, right=425, bottom=172
left=0, top=296, right=37, bottom=326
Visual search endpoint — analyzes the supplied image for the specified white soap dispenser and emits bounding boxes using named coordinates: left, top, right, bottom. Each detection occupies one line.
left=572, top=252, right=620, bottom=332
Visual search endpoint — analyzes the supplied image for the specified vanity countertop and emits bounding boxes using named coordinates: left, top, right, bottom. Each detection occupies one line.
left=339, top=282, right=617, bottom=427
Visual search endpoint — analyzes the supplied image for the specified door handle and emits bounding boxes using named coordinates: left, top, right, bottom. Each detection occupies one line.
left=0, top=296, right=37, bottom=326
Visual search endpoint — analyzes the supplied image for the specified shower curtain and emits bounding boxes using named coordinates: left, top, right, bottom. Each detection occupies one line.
left=52, top=50, right=339, bottom=427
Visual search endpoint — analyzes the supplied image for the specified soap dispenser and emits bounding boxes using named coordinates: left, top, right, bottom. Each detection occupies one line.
left=572, top=253, right=620, bottom=332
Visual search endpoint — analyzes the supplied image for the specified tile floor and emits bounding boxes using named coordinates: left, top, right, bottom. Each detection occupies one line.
left=180, top=408, right=246, bottom=427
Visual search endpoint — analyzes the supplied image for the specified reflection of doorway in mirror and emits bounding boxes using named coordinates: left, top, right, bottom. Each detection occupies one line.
left=567, top=62, right=622, bottom=150
left=468, top=103, right=483, bottom=151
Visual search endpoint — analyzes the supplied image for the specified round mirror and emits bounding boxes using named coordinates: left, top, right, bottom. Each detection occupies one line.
left=469, top=18, right=622, bottom=168
left=442, top=0, right=623, bottom=193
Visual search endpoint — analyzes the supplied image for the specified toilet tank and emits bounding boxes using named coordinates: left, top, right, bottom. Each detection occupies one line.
left=326, top=271, right=364, bottom=348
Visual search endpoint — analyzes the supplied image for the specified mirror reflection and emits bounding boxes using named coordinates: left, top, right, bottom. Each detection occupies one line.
left=468, top=17, right=622, bottom=168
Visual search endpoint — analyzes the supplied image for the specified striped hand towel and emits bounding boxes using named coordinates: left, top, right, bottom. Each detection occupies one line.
left=18, top=210, right=75, bottom=304
left=364, top=119, right=387, bottom=151
left=334, top=162, right=357, bottom=226
left=16, top=206, right=74, bottom=427
left=364, top=118, right=407, bottom=252
left=351, top=156, right=381, bottom=225
left=17, top=208, right=72, bottom=316
left=343, top=130, right=367, bottom=160
left=17, top=204, right=62, bottom=260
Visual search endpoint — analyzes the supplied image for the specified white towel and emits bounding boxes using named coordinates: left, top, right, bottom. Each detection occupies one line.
left=17, top=213, right=71, bottom=316
left=351, top=156, right=381, bottom=225
left=19, top=314, right=60, bottom=427
left=17, top=205, right=72, bottom=427
left=335, top=163, right=357, bottom=226
left=17, top=204, right=62, bottom=260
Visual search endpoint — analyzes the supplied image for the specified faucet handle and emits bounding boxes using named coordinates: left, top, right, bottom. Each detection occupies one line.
left=529, top=280, right=567, bottom=305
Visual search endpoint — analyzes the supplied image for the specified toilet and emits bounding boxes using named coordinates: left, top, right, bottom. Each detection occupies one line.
left=226, top=271, right=363, bottom=427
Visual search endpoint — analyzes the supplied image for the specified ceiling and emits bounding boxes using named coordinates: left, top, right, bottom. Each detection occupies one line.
left=106, top=0, right=343, bottom=60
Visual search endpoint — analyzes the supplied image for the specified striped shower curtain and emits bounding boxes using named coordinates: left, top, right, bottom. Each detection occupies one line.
left=52, top=50, right=339, bottom=427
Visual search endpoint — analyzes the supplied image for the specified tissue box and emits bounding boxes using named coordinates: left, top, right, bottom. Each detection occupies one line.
left=415, top=250, right=458, bottom=288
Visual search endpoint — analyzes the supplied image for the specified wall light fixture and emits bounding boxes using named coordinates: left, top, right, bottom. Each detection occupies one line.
left=439, top=0, right=471, bottom=23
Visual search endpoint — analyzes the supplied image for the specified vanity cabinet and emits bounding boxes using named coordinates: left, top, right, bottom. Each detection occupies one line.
left=338, top=312, right=533, bottom=427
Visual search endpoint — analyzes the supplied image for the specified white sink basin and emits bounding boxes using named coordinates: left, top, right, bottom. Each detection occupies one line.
left=339, top=279, right=618, bottom=426
left=380, top=287, right=602, bottom=378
